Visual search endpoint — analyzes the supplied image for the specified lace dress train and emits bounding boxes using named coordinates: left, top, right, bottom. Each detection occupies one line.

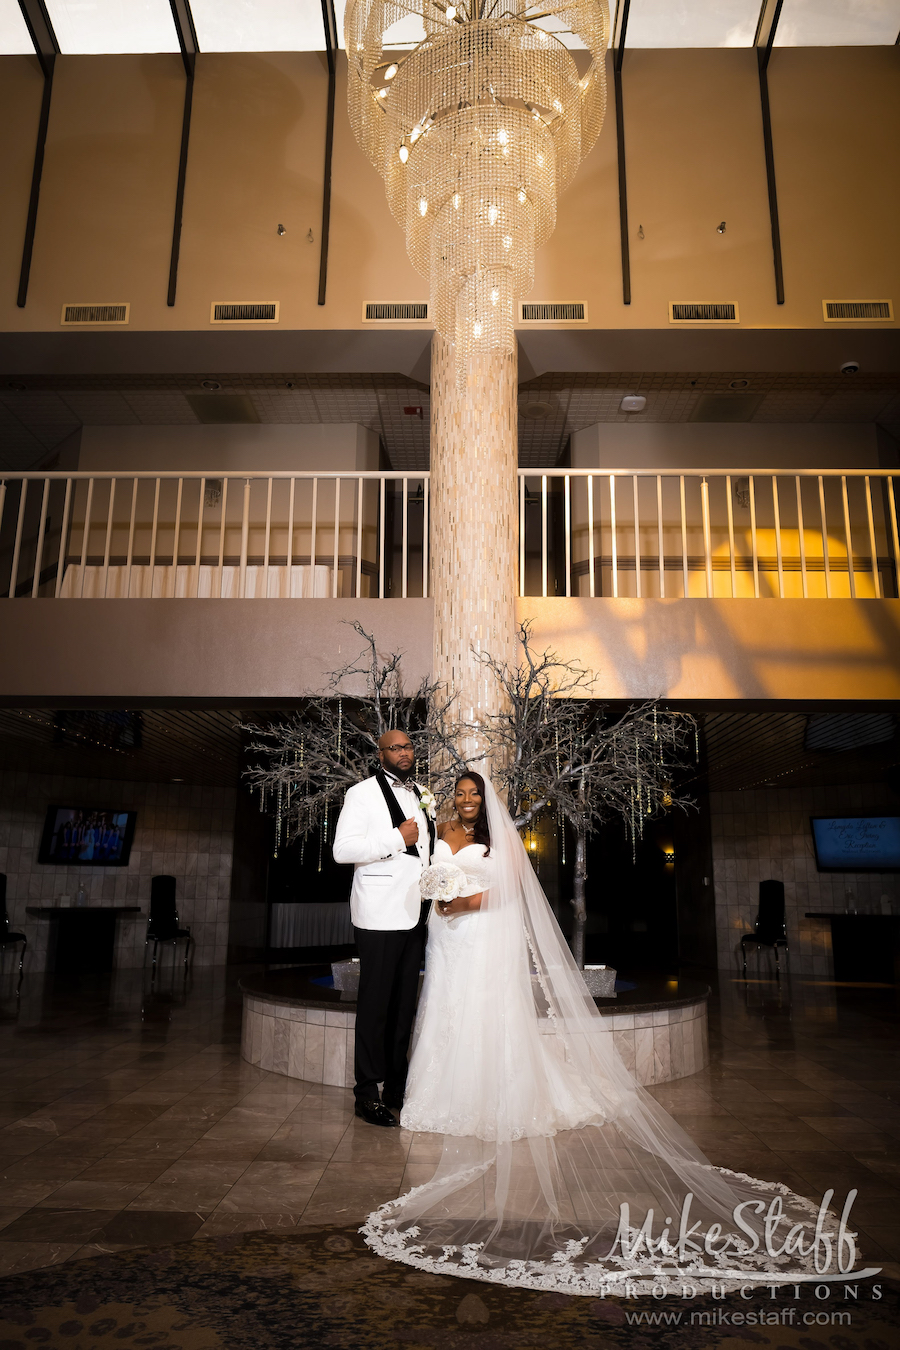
left=361, top=799, right=860, bottom=1295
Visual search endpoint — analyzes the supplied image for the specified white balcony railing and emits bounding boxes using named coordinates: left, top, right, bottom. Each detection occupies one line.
left=1, top=468, right=898, bottom=601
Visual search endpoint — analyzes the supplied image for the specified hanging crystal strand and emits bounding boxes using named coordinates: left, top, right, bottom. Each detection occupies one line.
left=337, top=698, right=343, bottom=761
left=630, top=786, right=636, bottom=864
left=275, top=777, right=282, bottom=858
left=694, top=721, right=700, bottom=762
left=300, top=834, right=306, bottom=868
left=318, top=806, right=326, bottom=873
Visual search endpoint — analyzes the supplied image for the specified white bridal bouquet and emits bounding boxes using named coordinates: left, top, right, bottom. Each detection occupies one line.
left=419, top=860, right=465, bottom=905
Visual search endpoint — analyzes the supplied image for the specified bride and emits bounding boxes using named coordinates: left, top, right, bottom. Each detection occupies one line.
left=361, top=771, right=860, bottom=1294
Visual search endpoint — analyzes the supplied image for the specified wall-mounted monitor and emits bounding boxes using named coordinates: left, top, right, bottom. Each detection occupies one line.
left=810, top=815, right=900, bottom=873
left=38, top=806, right=137, bottom=867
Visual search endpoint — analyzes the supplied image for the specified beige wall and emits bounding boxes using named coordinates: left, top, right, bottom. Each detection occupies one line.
left=0, top=47, right=897, bottom=335
left=2, top=596, right=899, bottom=703
left=78, top=423, right=380, bottom=472
left=570, top=423, right=883, bottom=471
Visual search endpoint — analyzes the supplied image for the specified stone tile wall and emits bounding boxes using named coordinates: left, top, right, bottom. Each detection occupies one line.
left=710, top=783, right=900, bottom=976
left=0, top=771, right=236, bottom=973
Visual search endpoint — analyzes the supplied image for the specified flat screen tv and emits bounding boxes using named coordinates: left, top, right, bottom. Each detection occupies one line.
left=38, top=806, right=137, bottom=867
left=810, top=815, right=900, bottom=873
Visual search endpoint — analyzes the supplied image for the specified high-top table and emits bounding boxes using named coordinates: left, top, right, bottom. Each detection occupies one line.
left=26, top=906, right=142, bottom=974
left=805, top=912, right=900, bottom=984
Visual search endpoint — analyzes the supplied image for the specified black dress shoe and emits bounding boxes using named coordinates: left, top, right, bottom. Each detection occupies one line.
left=381, top=1095, right=403, bottom=1111
left=355, top=1099, right=399, bottom=1128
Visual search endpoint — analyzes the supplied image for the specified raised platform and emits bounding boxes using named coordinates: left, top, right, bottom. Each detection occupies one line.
left=239, top=966, right=710, bottom=1090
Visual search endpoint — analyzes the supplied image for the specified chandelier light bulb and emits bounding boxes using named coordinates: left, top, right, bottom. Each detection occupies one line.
left=345, top=0, right=610, bottom=359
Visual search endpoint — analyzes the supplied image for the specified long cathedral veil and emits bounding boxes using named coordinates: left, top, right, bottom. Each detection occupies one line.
left=361, top=778, right=858, bottom=1293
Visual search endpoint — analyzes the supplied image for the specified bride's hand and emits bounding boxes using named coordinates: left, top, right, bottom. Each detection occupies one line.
left=437, top=891, right=483, bottom=917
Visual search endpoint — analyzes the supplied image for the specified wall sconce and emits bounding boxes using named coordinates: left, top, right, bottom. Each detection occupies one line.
left=663, top=850, right=675, bottom=864
left=277, top=223, right=286, bottom=236
left=716, top=221, right=726, bottom=234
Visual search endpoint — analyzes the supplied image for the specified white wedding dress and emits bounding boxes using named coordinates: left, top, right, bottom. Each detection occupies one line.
left=362, top=783, right=862, bottom=1295
left=402, top=840, right=608, bottom=1140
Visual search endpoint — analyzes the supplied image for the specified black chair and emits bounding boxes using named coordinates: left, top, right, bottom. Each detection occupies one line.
left=0, top=873, right=27, bottom=981
left=741, top=879, right=789, bottom=978
left=145, top=875, right=193, bottom=978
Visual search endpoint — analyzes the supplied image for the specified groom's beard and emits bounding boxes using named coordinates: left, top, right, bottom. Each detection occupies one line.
left=388, top=765, right=414, bottom=782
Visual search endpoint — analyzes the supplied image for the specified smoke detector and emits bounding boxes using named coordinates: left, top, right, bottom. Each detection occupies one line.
left=620, top=395, right=646, bottom=413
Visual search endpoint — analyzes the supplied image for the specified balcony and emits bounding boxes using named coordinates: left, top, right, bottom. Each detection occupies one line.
left=1, top=469, right=899, bottom=706
left=2, top=468, right=899, bottom=603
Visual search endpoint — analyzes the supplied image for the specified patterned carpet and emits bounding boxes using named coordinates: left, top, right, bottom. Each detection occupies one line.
left=0, top=1225, right=898, bottom=1350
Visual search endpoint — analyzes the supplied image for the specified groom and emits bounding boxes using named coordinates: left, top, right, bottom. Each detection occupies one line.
left=333, top=731, right=434, bottom=1127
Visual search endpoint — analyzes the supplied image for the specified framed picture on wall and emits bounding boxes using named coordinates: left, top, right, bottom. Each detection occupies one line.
left=38, top=806, right=138, bottom=867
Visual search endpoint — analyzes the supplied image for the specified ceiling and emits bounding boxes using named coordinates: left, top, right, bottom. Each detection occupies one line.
left=1, top=0, right=898, bottom=54
left=0, top=707, right=245, bottom=788
left=0, top=704, right=896, bottom=797
left=2, top=367, right=898, bottom=473
left=691, top=710, right=900, bottom=793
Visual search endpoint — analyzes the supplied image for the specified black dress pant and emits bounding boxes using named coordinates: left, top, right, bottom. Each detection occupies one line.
left=353, top=912, right=426, bottom=1105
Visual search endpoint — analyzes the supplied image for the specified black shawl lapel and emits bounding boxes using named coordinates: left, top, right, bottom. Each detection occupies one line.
left=374, top=770, right=420, bottom=858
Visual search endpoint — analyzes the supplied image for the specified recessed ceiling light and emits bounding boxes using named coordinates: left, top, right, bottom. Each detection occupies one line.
left=201, top=380, right=221, bottom=391
left=729, top=379, right=749, bottom=389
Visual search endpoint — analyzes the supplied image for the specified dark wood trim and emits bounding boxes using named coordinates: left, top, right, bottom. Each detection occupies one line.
left=166, top=0, right=199, bottom=308
left=167, top=73, right=195, bottom=307
left=755, top=0, right=785, bottom=306
left=15, top=0, right=58, bottom=309
left=612, top=0, right=631, bottom=306
left=318, top=0, right=339, bottom=307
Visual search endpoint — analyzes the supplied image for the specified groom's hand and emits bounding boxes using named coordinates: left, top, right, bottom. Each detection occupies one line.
left=399, top=817, right=419, bottom=846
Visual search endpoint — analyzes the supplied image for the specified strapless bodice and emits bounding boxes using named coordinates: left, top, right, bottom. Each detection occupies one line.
left=432, top=837, right=493, bottom=896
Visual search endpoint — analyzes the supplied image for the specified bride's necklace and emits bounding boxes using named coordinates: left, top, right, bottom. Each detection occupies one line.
left=459, top=820, right=475, bottom=836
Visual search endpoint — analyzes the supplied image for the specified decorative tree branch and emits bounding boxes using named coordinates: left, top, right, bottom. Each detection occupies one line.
left=475, top=620, right=697, bottom=967
left=241, top=621, right=466, bottom=852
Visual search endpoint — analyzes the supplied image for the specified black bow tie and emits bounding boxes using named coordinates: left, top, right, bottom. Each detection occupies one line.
left=386, top=774, right=419, bottom=795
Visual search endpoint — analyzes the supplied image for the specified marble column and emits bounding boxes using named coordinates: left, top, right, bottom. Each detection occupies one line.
left=430, top=333, right=518, bottom=758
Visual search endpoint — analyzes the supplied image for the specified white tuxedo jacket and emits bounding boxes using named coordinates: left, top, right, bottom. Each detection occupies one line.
left=332, top=775, right=430, bottom=930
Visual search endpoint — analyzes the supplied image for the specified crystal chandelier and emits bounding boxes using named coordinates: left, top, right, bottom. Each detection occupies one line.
left=345, top=0, right=609, bottom=361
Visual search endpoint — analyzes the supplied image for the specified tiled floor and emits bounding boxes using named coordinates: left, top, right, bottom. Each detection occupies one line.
left=1, top=964, right=898, bottom=1280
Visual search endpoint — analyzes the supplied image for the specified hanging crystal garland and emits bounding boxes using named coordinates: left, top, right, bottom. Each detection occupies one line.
left=345, top=0, right=609, bottom=363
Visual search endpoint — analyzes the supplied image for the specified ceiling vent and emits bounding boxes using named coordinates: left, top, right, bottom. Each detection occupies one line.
left=519, top=302, right=587, bottom=322
left=210, top=302, right=279, bottom=324
left=363, top=302, right=429, bottom=321
left=61, top=303, right=129, bottom=326
left=823, top=299, right=893, bottom=322
left=669, top=302, right=739, bottom=323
